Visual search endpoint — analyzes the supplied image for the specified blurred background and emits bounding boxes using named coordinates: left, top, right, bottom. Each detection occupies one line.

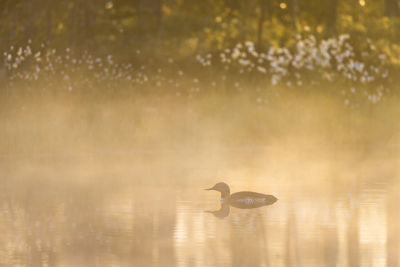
left=2, top=0, right=400, bottom=57
left=1, top=1, right=400, bottom=267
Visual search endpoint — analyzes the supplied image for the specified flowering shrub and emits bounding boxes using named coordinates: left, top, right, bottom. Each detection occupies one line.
left=3, top=45, right=135, bottom=91
left=196, top=34, right=392, bottom=105
left=2, top=34, right=393, bottom=105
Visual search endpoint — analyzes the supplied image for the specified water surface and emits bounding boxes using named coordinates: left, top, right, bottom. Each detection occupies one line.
left=1, top=147, right=399, bottom=266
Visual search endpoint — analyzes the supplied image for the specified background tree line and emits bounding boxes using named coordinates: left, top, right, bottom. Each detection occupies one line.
left=1, top=0, right=400, bottom=61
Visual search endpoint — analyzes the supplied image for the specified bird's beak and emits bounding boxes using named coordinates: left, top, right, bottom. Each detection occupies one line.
left=204, top=187, right=214, bottom=191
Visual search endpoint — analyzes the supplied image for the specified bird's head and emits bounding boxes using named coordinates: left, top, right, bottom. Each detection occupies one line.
left=205, top=182, right=230, bottom=198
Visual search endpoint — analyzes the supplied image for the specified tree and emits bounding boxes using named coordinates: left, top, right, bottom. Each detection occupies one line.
left=257, top=0, right=269, bottom=48
left=289, top=0, right=298, bottom=31
left=327, top=0, right=338, bottom=35
left=384, top=0, right=399, bottom=17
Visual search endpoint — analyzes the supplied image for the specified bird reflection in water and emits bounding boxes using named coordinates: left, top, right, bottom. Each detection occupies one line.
left=205, top=182, right=278, bottom=218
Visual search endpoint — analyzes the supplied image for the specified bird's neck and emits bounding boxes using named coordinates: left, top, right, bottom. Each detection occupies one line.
left=220, top=191, right=230, bottom=200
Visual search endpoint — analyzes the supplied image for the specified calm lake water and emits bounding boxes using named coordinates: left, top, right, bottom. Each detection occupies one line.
left=1, top=147, right=399, bottom=266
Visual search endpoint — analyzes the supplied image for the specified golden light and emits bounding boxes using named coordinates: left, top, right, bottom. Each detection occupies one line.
left=280, top=2, right=287, bottom=9
left=359, top=0, right=365, bottom=7
left=105, top=1, right=114, bottom=9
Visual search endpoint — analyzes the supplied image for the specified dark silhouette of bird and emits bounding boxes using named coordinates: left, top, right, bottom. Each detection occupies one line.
left=205, top=182, right=277, bottom=216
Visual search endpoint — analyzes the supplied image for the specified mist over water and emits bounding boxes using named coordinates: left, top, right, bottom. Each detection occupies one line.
left=2, top=0, right=400, bottom=265
left=1, top=94, right=399, bottom=267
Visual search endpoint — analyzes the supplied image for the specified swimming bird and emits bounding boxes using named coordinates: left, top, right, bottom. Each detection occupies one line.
left=205, top=182, right=278, bottom=209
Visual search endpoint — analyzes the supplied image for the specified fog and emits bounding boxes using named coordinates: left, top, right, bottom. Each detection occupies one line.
left=1, top=89, right=400, bottom=266
left=3, top=0, right=400, bottom=264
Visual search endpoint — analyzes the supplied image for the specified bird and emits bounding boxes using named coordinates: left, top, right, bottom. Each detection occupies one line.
left=205, top=182, right=278, bottom=209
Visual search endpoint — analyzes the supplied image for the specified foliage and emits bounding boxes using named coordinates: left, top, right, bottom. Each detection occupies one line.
left=1, top=0, right=400, bottom=108
left=2, top=32, right=394, bottom=108
left=2, top=0, right=400, bottom=56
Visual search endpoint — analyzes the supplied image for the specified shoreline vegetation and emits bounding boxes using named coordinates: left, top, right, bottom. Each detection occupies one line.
left=1, top=34, right=400, bottom=156
left=2, top=0, right=400, bottom=157
left=1, top=34, right=397, bottom=104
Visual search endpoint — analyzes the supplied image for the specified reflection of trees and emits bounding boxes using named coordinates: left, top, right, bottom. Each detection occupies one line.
left=1, top=179, right=61, bottom=266
left=2, top=173, right=399, bottom=266
left=285, top=206, right=301, bottom=267
left=228, top=209, right=270, bottom=266
left=322, top=205, right=338, bottom=267
left=387, top=184, right=399, bottom=267
left=347, top=182, right=360, bottom=267
left=0, top=178, right=176, bottom=266
left=119, top=193, right=175, bottom=266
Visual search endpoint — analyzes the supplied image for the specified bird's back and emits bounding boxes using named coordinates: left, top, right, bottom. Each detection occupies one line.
left=229, top=191, right=278, bottom=209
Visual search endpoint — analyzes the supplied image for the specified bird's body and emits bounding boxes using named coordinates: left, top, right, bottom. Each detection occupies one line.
left=229, top=191, right=277, bottom=208
left=205, top=182, right=278, bottom=210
